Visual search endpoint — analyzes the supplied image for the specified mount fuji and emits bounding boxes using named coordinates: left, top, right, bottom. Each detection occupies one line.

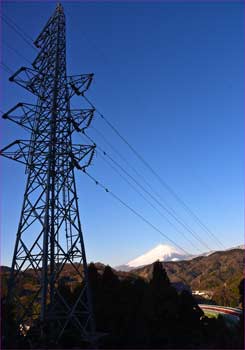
left=116, top=244, right=193, bottom=271
left=115, top=243, right=244, bottom=271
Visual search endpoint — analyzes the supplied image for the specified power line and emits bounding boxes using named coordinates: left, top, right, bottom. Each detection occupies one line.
left=1, top=14, right=37, bottom=51
left=82, top=131, right=212, bottom=252
left=2, top=39, right=33, bottom=65
left=81, top=94, right=225, bottom=249
left=90, top=124, right=219, bottom=249
left=1, top=11, right=224, bottom=249
left=96, top=149, right=203, bottom=253
left=91, top=124, right=154, bottom=192
left=1, top=62, right=14, bottom=74
left=82, top=169, right=190, bottom=256
left=1, top=12, right=35, bottom=43
left=2, top=61, right=222, bottom=252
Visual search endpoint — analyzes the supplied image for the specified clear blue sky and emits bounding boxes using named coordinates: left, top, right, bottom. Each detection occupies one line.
left=1, top=1, right=244, bottom=267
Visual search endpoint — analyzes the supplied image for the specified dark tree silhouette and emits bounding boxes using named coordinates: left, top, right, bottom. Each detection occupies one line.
left=2, top=262, right=242, bottom=349
left=238, top=278, right=244, bottom=348
left=150, top=260, right=170, bottom=289
left=2, top=297, right=31, bottom=349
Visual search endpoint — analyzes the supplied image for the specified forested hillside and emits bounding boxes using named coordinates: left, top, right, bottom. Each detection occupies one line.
left=130, top=249, right=244, bottom=306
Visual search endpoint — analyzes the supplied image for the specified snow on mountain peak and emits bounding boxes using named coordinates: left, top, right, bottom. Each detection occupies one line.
left=127, top=244, right=191, bottom=268
left=115, top=243, right=244, bottom=271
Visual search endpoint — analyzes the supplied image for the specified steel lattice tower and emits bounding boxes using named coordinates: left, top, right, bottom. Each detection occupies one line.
left=1, top=3, right=97, bottom=345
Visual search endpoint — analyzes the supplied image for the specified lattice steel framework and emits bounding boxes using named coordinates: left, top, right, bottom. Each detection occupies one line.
left=1, top=3, right=96, bottom=345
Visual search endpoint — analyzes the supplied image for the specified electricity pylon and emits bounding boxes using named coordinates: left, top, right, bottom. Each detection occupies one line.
left=1, top=3, right=97, bottom=345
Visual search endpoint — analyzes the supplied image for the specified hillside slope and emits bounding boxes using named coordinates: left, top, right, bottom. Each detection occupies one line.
left=1, top=249, right=243, bottom=307
left=130, top=248, right=244, bottom=306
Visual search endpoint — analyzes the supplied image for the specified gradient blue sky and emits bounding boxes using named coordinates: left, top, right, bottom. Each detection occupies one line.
left=1, top=1, right=244, bottom=267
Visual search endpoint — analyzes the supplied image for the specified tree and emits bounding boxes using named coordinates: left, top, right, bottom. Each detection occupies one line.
left=143, top=261, right=179, bottom=347
left=238, top=278, right=244, bottom=348
left=150, top=260, right=170, bottom=290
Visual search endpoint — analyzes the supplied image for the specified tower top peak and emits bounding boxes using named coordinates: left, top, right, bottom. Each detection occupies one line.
left=56, top=2, right=63, bottom=12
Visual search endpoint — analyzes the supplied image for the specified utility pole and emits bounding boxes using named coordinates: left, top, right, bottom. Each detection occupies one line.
left=1, top=3, right=96, bottom=345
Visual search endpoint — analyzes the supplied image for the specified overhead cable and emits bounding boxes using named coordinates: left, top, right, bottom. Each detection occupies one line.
left=90, top=125, right=217, bottom=249
left=82, top=131, right=212, bottom=252
left=82, top=169, right=190, bottom=256
left=1, top=12, right=224, bottom=249
left=1, top=12, right=35, bottom=43
left=81, top=94, right=225, bottom=249
left=96, top=149, right=203, bottom=253
left=1, top=62, right=14, bottom=74
left=1, top=14, right=37, bottom=51
left=2, top=39, right=33, bottom=65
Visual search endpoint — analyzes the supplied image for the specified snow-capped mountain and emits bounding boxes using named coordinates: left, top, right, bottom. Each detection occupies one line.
left=115, top=243, right=244, bottom=271
left=117, top=244, right=192, bottom=271
left=230, top=244, right=245, bottom=250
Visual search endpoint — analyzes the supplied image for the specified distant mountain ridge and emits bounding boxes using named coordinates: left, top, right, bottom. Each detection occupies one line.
left=231, top=244, right=245, bottom=250
left=115, top=243, right=244, bottom=271
left=1, top=247, right=243, bottom=307
left=129, top=248, right=244, bottom=307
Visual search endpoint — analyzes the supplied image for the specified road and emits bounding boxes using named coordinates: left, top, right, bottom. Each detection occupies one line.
left=199, top=304, right=242, bottom=321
